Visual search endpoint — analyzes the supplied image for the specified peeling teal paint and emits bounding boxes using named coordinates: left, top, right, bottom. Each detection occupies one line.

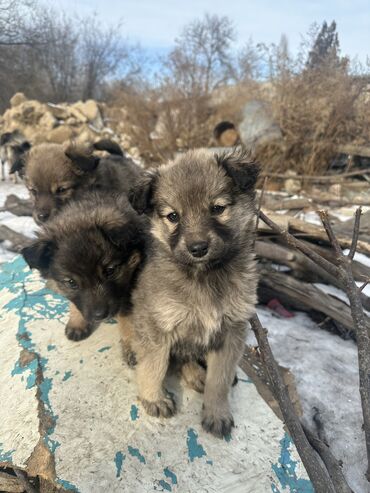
left=164, top=467, right=177, bottom=485
left=114, top=451, right=125, bottom=477
left=0, top=258, right=70, bottom=485
left=56, top=478, right=80, bottom=492
left=128, top=446, right=146, bottom=464
left=47, top=344, right=56, bottom=351
left=130, top=404, right=139, bottom=421
left=186, top=428, right=207, bottom=462
left=239, top=377, right=252, bottom=383
left=206, top=459, right=213, bottom=465
left=0, top=443, right=15, bottom=462
left=271, top=434, right=314, bottom=492
left=98, top=345, right=112, bottom=352
left=62, top=371, right=73, bottom=381
left=158, top=479, right=172, bottom=491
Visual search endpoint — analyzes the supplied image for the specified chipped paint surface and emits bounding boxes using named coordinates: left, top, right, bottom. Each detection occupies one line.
left=0, top=257, right=312, bottom=492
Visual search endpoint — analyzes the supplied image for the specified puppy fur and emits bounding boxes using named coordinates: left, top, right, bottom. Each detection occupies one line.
left=125, top=147, right=259, bottom=438
left=0, top=130, right=30, bottom=182
left=14, top=139, right=141, bottom=225
left=22, top=192, right=148, bottom=343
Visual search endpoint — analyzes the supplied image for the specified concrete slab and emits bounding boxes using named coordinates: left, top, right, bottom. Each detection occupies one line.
left=0, top=256, right=313, bottom=492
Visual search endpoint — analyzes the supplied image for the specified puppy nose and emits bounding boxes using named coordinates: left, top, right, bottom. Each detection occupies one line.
left=37, top=212, right=49, bottom=222
left=188, top=241, right=209, bottom=258
left=92, top=307, right=109, bottom=321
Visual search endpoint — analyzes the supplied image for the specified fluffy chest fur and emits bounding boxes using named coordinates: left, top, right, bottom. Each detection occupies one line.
left=133, top=251, right=257, bottom=350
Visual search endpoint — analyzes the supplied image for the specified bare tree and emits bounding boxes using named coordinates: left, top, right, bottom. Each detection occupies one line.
left=79, top=15, right=129, bottom=100
left=27, top=8, right=80, bottom=102
left=165, top=13, right=236, bottom=97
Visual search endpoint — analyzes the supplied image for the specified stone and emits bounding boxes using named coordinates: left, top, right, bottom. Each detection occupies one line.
left=10, top=92, right=27, bottom=108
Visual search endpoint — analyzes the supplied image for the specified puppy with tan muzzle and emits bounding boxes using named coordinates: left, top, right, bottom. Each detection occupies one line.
left=0, top=130, right=31, bottom=182
left=12, top=139, right=141, bottom=225
left=22, top=192, right=148, bottom=345
left=124, top=147, right=259, bottom=438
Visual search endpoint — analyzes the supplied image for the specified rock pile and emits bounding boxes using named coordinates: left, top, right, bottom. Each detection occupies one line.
left=0, top=93, right=140, bottom=158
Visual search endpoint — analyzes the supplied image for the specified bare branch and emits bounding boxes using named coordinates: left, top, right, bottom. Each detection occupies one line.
left=250, top=314, right=336, bottom=492
left=348, top=207, right=362, bottom=260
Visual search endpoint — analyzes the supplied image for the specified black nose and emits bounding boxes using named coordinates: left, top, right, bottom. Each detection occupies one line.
left=37, top=212, right=49, bottom=222
left=188, top=241, right=209, bottom=258
left=92, top=307, right=109, bottom=321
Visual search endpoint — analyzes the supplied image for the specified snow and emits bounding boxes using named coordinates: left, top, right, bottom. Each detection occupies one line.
left=0, top=181, right=37, bottom=263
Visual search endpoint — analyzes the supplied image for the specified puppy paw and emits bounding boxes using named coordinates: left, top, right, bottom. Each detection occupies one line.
left=181, top=361, right=206, bottom=393
left=65, top=322, right=92, bottom=341
left=123, top=347, right=137, bottom=368
left=140, top=393, right=176, bottom=418
left=202, top=408, right=235, bottom=438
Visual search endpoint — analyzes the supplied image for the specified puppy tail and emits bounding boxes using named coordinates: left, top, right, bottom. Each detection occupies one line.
left=93, top=139, right=123, bottom=157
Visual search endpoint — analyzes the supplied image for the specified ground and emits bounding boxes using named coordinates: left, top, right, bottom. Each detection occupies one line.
left=0, top=180, right=367, bottom=492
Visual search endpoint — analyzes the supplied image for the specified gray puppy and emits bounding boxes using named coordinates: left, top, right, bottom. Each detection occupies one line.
left=123, top=147, right=259, bottom=438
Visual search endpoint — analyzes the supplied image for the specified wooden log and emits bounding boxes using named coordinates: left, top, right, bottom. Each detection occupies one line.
left=0, top=225, right=31, bottom=252
left=258, top=268, right=368, bottom=335
left=0, top=472, right=23, bottom=492
left=0, top=194, right=33, bottom=217
left=256, top=240, right=370, bottom=311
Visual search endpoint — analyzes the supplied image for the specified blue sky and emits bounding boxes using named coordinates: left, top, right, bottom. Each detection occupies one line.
left=53, top=0, right=370, bottom=63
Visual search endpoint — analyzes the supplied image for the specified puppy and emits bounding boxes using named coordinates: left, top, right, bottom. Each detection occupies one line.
left=0, top=130, right=31, bottom=182
left=22, top=192, right=147, bottom=344
left=124, top=148, right=259, bottom=438
left=12, top=139, right=141, bottom=225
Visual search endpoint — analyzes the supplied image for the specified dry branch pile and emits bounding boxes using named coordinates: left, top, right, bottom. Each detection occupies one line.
left=252, top=195, right=370, bottom=491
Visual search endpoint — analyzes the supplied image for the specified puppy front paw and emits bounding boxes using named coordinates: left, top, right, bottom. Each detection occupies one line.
left=65, top=322, right=92, bottom=341
left=181, top=361, right=206, bottom=393
left=140, top=393, right=176, bottom=418
left=202, top=408, right=235, bottom=438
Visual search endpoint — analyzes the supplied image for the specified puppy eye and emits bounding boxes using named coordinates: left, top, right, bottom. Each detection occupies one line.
left=167, top=212, right=179, bottom=223
left=63, top=278, right=78, bottom=289
left=56, top=186, right=69, bottom=194
left=211, top=205, right=226, bottom=215
left=105, top=265, right=116, bottom=277
left=28, top=187, right=37, bottom=196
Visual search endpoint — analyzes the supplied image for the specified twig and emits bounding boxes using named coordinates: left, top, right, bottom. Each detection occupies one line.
left=302, top=426, right=354, bottom=493
left=261, top=169, right=369, bottom=182
left=359, top=280, right=370, bottom=292
left=348, top=208, right=362, bottom=260
left=259, top=210, right=340, bottom=278
left=250, top=314, right=336, bottom=492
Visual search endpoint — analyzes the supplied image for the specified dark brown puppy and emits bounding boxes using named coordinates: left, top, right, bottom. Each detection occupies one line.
left=22, top=192, right=147, bottom=344
left=124, top=147, right=259, bottom=438
left=12, top=139, right=141, bottom=225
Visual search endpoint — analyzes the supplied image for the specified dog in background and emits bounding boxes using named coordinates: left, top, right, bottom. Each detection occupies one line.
left=124, top=147, right=259, bottom=438
left=0, top=130, right=31, bottom=182
left=11, top=139, right=141, bottom=225
left=22, top=192, right=148, bottom=344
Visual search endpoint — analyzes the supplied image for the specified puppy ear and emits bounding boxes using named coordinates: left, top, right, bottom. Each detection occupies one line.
left=216, top=148, right=260, bottom=192
left=10, top=157, right=25, bottom=175
left=129, top=172, right=157, bottom=215
left=9, top=142, right=31, bottom=176
left=65, top=143, right=100, bottom=173
left=22, top=240, right=55, bottom=271
left=0, top=132, right=12, bottom=145
left=104, top=220, right=146, bottom=251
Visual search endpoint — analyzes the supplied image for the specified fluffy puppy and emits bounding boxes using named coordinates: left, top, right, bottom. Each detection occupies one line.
left=124, top=147, right=259, bottom=438
left=12, top=139, right=141, bottom=225
left=22, top=192, right=147, bottom=343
